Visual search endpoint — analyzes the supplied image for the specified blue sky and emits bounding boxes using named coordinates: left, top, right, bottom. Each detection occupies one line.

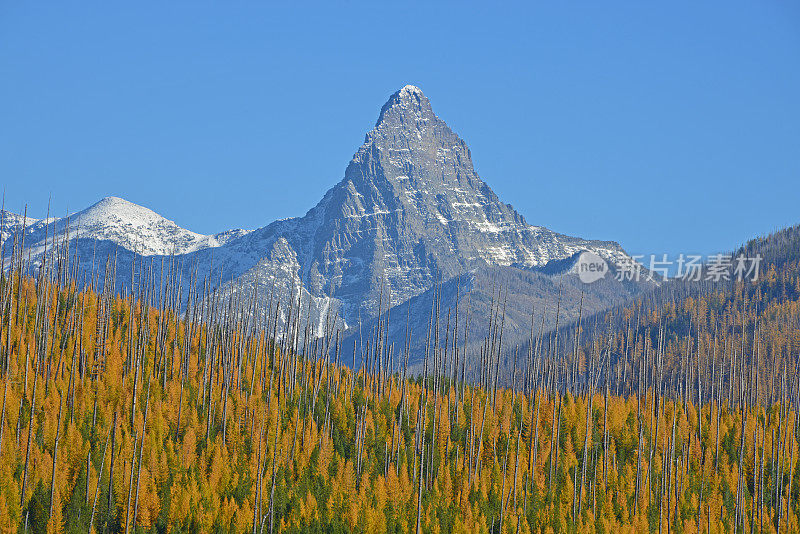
left=1, top=2, right=798, bottom=260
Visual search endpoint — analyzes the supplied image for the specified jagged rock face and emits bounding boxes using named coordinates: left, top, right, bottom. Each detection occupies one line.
left=2, top=85, right=640, bottom=331
left=258, top=85, right=629, bottom=322
left=215, top=238, right=342, bottom=338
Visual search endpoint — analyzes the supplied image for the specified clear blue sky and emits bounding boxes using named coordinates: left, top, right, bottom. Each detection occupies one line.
left=1, top=2, right=798, bottom=260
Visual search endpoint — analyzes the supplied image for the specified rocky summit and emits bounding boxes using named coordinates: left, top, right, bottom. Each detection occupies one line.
left=205, top=84, right=637, bottom=326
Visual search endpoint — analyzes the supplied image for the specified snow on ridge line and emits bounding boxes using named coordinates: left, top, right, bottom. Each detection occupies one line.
left=0, top=196, right=254, bottom=257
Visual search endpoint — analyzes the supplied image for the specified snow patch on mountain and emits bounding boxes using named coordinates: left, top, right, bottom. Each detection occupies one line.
left=0, top=197, right=252, bottom=262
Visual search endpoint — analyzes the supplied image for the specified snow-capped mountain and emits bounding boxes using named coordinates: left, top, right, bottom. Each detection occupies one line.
left=2, top=85, right=649, bottom=338
left=186, top=85, right=636, bottom=323
left=2, top=196, right=249, bottom=260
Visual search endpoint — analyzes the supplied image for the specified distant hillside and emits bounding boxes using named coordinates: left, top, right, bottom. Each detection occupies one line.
left=340, top=256, right=653, bottom=372
left=547, top=223, right=800, bottom=400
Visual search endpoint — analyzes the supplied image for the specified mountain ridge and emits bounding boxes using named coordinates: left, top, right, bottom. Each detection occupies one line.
left=1, top=85, right=649, bottom=338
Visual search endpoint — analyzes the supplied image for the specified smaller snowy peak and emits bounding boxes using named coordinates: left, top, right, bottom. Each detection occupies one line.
left=64, top=196, right=208, bottom=255
left=76, top=196, right=177, bottom=227
left=9, top=196, right=253, bottom=259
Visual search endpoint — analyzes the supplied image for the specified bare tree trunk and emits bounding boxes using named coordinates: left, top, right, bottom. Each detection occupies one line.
left=20, top=354, right=40, bottom=508
left=416, top=423, right=425, bottom=534
left=48, top=395, right=64, bottom=522
left=106, top=411, right=118, bottom=532
left=124, top=431, right=137, bottom=534
left=0, top=368, right=8, bottom=460
left=132, top=379, right=151, bottom=530
left=269, top=417, right=279, bottom=534
left=89, top=427, right=113, bottom=534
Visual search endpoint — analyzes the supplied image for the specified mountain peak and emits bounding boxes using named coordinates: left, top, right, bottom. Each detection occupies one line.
left=96, top=195, right=130, bottom=205
left=81, top=196, right=164, bottom=223
left=65, top=196, right=216, bottom=255
left=399, top=84, right=424, bottom=96
left=375, top=84, right=433, bottom=127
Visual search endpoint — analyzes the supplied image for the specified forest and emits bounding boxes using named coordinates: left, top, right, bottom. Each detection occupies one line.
left=0, top=226, right=799, bottom=533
